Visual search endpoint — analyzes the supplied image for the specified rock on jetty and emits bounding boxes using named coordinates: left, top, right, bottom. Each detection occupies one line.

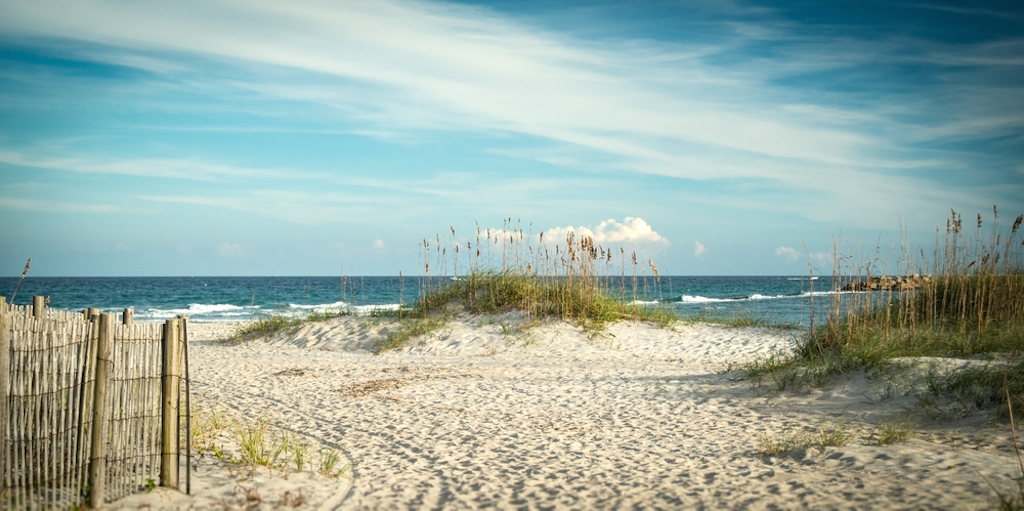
left=842, top=274, right=932, bottom=292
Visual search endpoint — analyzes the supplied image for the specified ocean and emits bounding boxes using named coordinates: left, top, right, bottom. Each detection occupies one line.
left=0, top=275, right=840, bottom=327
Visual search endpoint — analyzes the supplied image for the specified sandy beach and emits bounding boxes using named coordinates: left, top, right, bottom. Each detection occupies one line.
left=109, top=316, right=1022, bottom=510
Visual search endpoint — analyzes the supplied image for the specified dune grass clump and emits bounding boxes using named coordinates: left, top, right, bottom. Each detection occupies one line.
left=374, top=315, right=450, bottom=352
left=227, top=415, right=354, bottom=476
left=746, top=207, right=1024, bottom=413
left=678, top=307, right=800, bottom=330
left=376, top=220, right=677, bottom=351
left=808, top=208, right=1023, bottom=363
left=757, top=424, right=850, bottom=456
left=190, top=400, right=232, bottom=460
left=234, top=307, right=351, bottom=341
left=416, top=271, right=658, bottom=327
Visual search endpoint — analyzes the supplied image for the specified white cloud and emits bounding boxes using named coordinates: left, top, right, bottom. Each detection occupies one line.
left=1, top=0, right=1020, bottom=237
left=140, top=190, right=392, bottom=225
left=544, top=217, right=668, bottom=246
left=774, top=246, right=832, bottom=267
left=373, top=239, right=386, bottom=249
left=0, top=0, right=931, bottom=187
left=0, top=149, right=322, bottom=182
left=693, top=241, right=706, bottom=258
left=811, top=251, right=832, bottom=265
left=216, top=243, right=244, bottom=257
left=0, top=196, right=118, bottom=213
left=115, top=243, right=133, bottom=251
left=774, top=246, right=800, bottom=263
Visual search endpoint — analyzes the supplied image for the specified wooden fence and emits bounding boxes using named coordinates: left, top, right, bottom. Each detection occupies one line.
left=0, top=296, right=190, bottom=510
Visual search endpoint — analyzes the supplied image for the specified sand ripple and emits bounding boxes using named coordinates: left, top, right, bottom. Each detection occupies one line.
left=113, top=318, right=1020, bottom=510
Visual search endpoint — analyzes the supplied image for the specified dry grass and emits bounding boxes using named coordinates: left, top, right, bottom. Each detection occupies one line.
left=377, top=220, right=677, bottom=351
left=810, top=207, right=1024, bottom=362
left=233, top=307, right=351, bottom=342
left=746, top=207, right=1024, bottom=419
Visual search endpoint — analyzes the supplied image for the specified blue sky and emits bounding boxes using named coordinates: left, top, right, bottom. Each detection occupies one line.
left=1, top=0, right=1021, bottom=276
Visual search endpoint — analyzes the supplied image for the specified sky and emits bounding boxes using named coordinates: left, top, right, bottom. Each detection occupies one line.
left=0, top=0, right=1022, bottom=277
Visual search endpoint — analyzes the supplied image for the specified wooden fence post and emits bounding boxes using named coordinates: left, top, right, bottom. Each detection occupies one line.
left=88, top=308, right=100, bottom=322
left=122, top=309, right=133, bottom=325
left=88, top=313, right=114, bottom=510
left=32, top=295, right=45, bottom=319
left=160, top=318, right=181, bottom=489
left=0, top=297, right=9, bottom=503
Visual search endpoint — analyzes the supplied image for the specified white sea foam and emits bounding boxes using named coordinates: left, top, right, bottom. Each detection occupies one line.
left=351, top=303, right=402, bottom=315
left=673, top=290, right=843, bottom=304
left=679, top=295, right=733, bottom=303
left=285, top=301, right=348, bottom=311
left=135, top=300, right=408, bottom=322
left=139, top=303, right=252, bottom=321
left=187, top=303, right=246, bottom=314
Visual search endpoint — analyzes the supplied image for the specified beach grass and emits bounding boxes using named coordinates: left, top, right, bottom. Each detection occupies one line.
left=231, top=220, right=813, bottom=352
left=757, top=424, right=851, bottom=456
left=233, top=307, right=351, bottom=341
left=190, top=400, right=233, bottom=460
left=373, top=221, right=680, bottom=351
left=678, top=307, right=800, bottom=330
left=189, top=397, right=352, bottom=477
left=231, top=415, right=353, bottom=476
left=874, top=418, right=915, bottom=445
left=746, top=207, right=1024, bottom=416
left=228, top=220, right=808, bottom=353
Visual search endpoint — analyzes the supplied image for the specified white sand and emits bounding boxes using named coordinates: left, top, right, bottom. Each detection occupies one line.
left=110, top=316, right=1023, bottom=510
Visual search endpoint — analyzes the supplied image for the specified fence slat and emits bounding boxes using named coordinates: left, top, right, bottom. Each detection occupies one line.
left=32, top=296, right=45, bottom=319
left=89, top=313, right=114, bottom=509
left=0, top=297, right=9, bottom=504
left=160, top=318, right=180, bottom=489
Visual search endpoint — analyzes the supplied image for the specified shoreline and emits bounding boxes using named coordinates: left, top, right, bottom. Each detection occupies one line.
left=111, top=317, right=1020, bottom=509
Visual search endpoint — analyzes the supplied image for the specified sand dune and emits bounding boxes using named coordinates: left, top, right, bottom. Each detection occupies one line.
left=111, top=317, right=1021, bottom=510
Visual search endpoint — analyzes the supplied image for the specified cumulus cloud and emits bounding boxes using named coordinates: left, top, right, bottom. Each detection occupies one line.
left=373, top=239, right=386, bottom=249
left=693, top=241, right=706, bottom=258
left=543, top=217, right=668, bottom=246
left=775, top=246, right=800, bottom=263
left=216, top=242, right=243, bottom=257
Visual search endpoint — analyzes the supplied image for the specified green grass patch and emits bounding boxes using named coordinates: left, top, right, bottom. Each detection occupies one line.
left=874, top=418, right=915, bottom=445
left=416, top=271, right=661, bottom=326
left=679, top=307, right=800, bottom=330
left=743, top=208, right=1024, bottom=411
left=234, top=307, right=351, bottom=341
left=372, top=270, right=684, bottom=352
left=374, top=315, right=450, bottom=352
left=758, top=424, right=850, bottom=456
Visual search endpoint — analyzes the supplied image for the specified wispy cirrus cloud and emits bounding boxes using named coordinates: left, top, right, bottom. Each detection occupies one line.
left=0, top=149, right=324, bottom=181
left=0, top=196, right=118, bottom=213
left=4, top=0, right=1010, bottom=190
left=2, top=0, right=1022, bottom=276
left=139, top=191, right=387, bottom=225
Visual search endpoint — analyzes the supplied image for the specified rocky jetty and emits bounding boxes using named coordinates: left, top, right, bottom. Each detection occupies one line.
left=842, top=274, right=932, bottom=292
